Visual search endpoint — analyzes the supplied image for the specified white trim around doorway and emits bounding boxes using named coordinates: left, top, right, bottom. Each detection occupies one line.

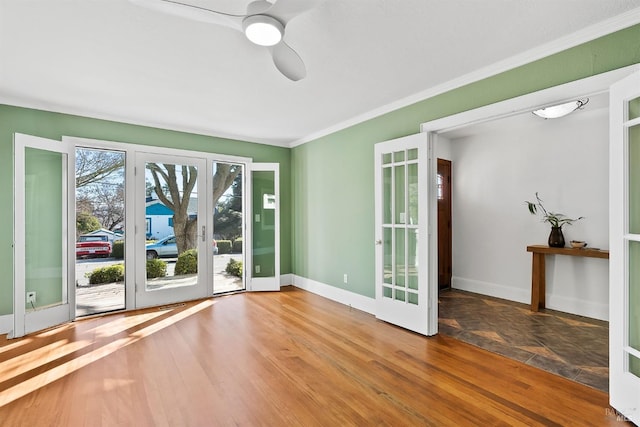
left=421, top=65, right=640, bottom=135
left=419, top=64, right=640, bottom=326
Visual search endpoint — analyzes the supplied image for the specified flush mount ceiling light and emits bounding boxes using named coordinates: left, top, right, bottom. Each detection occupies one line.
left=243, top=15, right=283, bottom=47
left=532, top=98, right=589, bottom=119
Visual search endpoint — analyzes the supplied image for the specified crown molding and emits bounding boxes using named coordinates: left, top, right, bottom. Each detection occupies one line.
left=0, top=94, right=292, bottom=149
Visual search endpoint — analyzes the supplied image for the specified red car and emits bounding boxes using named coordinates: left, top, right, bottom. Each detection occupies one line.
left=76, top=234, right=112, bottom=258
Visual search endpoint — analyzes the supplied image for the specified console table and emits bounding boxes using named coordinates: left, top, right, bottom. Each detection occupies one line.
left=526, top=245, right=609, bottom=312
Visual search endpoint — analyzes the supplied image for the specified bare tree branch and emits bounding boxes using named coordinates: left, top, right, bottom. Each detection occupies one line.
left=76, top=150, right=124, bottom=188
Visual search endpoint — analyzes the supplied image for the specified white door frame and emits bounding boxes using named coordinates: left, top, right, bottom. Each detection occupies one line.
left=248, top=163, right=280, bottom=292
left=609, top=69, right=640, bottom=424
left=12, top=133, right=76, bottom=338
left=420, top=64, right=640, bottom=324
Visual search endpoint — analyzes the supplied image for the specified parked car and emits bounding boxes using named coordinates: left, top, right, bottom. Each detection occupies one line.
left=146, top=235, right=218, bottom=259
left=76, top=234, right=112, bottom=258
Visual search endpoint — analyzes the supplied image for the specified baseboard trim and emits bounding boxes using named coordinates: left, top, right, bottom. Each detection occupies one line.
left=292, top=275, right=375, bottom=315
left=452, top=276, right=608, bottom=321
left=0, top=314, right=12, bottom=335
left=452, top=277, right=529, bottom=304
left=545, top=295, right=608, bottom=321
left=280, top=273, right=294, bottom=287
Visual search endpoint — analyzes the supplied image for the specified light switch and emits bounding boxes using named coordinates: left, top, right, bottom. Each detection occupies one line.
left=255, top=213, right=260, bottom=222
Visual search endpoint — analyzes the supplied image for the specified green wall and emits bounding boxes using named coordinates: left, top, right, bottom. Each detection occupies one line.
left=291, top=24, right=640, bottom=298
left=0, top=106, right=291, bottom=316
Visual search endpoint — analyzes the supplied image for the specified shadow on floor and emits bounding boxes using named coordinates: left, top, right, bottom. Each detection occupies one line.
left=438, top=289, right=608, bottom=392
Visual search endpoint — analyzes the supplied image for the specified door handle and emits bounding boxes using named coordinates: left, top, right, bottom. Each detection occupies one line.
left=202, top=225, right=206, bottom=242
left=375, top=239, right=382, bottom=245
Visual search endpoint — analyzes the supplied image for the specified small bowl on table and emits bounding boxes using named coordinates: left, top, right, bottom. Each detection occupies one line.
left=570, top=240, right=587, bottom=249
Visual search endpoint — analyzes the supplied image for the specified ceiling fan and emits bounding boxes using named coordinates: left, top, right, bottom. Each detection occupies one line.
left=129, top=0, right=323, bottom=81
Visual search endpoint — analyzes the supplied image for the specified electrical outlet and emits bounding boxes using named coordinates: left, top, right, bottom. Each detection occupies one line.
left=255, top=265, right=261, bottom=274
left=26, top=291, right=36, bottom=304
left=343, top=274, right=348, bottom=284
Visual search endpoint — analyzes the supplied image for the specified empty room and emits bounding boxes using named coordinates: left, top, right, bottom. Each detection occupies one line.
left=2, top=1, right=640, bottom=425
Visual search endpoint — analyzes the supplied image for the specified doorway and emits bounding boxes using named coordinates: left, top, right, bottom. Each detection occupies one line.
left=437, top=159, right=452, bottom=289
left=421, top=68, right=633, bottom=394
left=432, top=97, right=610, bottom=391
left=14, top=134, right=280, bottom=338
left=75, top=147, right=126, bottom=317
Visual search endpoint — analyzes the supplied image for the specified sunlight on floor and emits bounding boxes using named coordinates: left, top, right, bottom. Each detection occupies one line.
left=0, top=299, right=215, bottom=407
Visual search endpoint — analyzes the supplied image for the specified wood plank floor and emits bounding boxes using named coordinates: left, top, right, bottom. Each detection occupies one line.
left=0, top=287, right=629, bottom=426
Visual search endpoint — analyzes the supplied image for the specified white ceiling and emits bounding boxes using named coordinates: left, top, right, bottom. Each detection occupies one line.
left=1, top=1, right=640, bottom=147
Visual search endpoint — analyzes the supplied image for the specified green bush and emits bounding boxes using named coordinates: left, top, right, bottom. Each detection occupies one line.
left=175, top=249, right=198, bottom=275
left=111, top=240, right=124, bottom=259
left=225, top=258, right=243, bottom=277
left=217, top=240, right=232, bottom=254
left=232, top=238, right=243, bottom=253
left=87, top=264, right=124, bottom=285
left=146, top=259, right=167, bottom=279
left=76, top=212, right=101, bottom=235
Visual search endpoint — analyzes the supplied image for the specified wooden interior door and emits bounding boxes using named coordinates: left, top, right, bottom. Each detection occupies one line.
left=437, top=159, right=452, bottom=289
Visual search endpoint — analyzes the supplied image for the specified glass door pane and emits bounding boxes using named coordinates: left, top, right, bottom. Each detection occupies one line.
left=628, top=123, right=640, bottom=377
left=75, top=147, right=126, bottom=316
left=13, top=133, right=74, bottom=337
left=136, top=154, right=207, bottom=308
left=212, top=161, right=245, bottom=294
left=25, top=147, right=66, bottom=310
left=382, top=150, right=420, bottom=306
left=629, top=241, right=640, bottom=376
left=250, top=164, right=280, bottom=291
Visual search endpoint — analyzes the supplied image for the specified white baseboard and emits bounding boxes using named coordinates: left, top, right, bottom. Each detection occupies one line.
left=280, top=273, right=294, bottom=287
left=545, top=295, right=608, bottom=321
left=452, top=276, right=608, bottom=321
left=0, top=314, right=12, bottom=335
left=452, top=277, right=530, bottom=304
left=292, top=275, right=375, bottom=315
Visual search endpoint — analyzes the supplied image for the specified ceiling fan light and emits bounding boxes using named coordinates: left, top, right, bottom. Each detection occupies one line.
left=532, top=98, right=589, bottom=119
left=243, top=15, right=283, bottom=47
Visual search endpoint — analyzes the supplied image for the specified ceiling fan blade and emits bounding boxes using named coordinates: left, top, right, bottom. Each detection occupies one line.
left=271, top=41, right=306, bottom=81
left=264, top=0, right=324, bottom=24
left=129, top=0, right=243, bottom=31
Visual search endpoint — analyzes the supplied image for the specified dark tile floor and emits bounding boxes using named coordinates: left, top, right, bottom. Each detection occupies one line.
left=438, top=289, right=609, bottom=392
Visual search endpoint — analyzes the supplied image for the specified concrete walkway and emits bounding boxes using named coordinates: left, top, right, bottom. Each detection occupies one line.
left=76, top=254, right=244, bottom=317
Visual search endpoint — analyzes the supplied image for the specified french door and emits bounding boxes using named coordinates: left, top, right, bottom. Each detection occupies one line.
left=610, top=70, right=640, bottom=423
left=374, top=133, right=436, bottom=335
left=135, top=153, right=208, bottom=308
left=13, top=134, right=280, bottom=336
left=12, top=134, right=75, bottom=337
left=249, top=163, right=280, bottom=291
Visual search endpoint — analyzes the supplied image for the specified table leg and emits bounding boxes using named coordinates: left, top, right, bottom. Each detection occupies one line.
left=530, top=253, right=546, bottom=311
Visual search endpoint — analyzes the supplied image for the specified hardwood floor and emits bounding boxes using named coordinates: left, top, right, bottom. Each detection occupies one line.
left=0, top=287, right=628, bottom=426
